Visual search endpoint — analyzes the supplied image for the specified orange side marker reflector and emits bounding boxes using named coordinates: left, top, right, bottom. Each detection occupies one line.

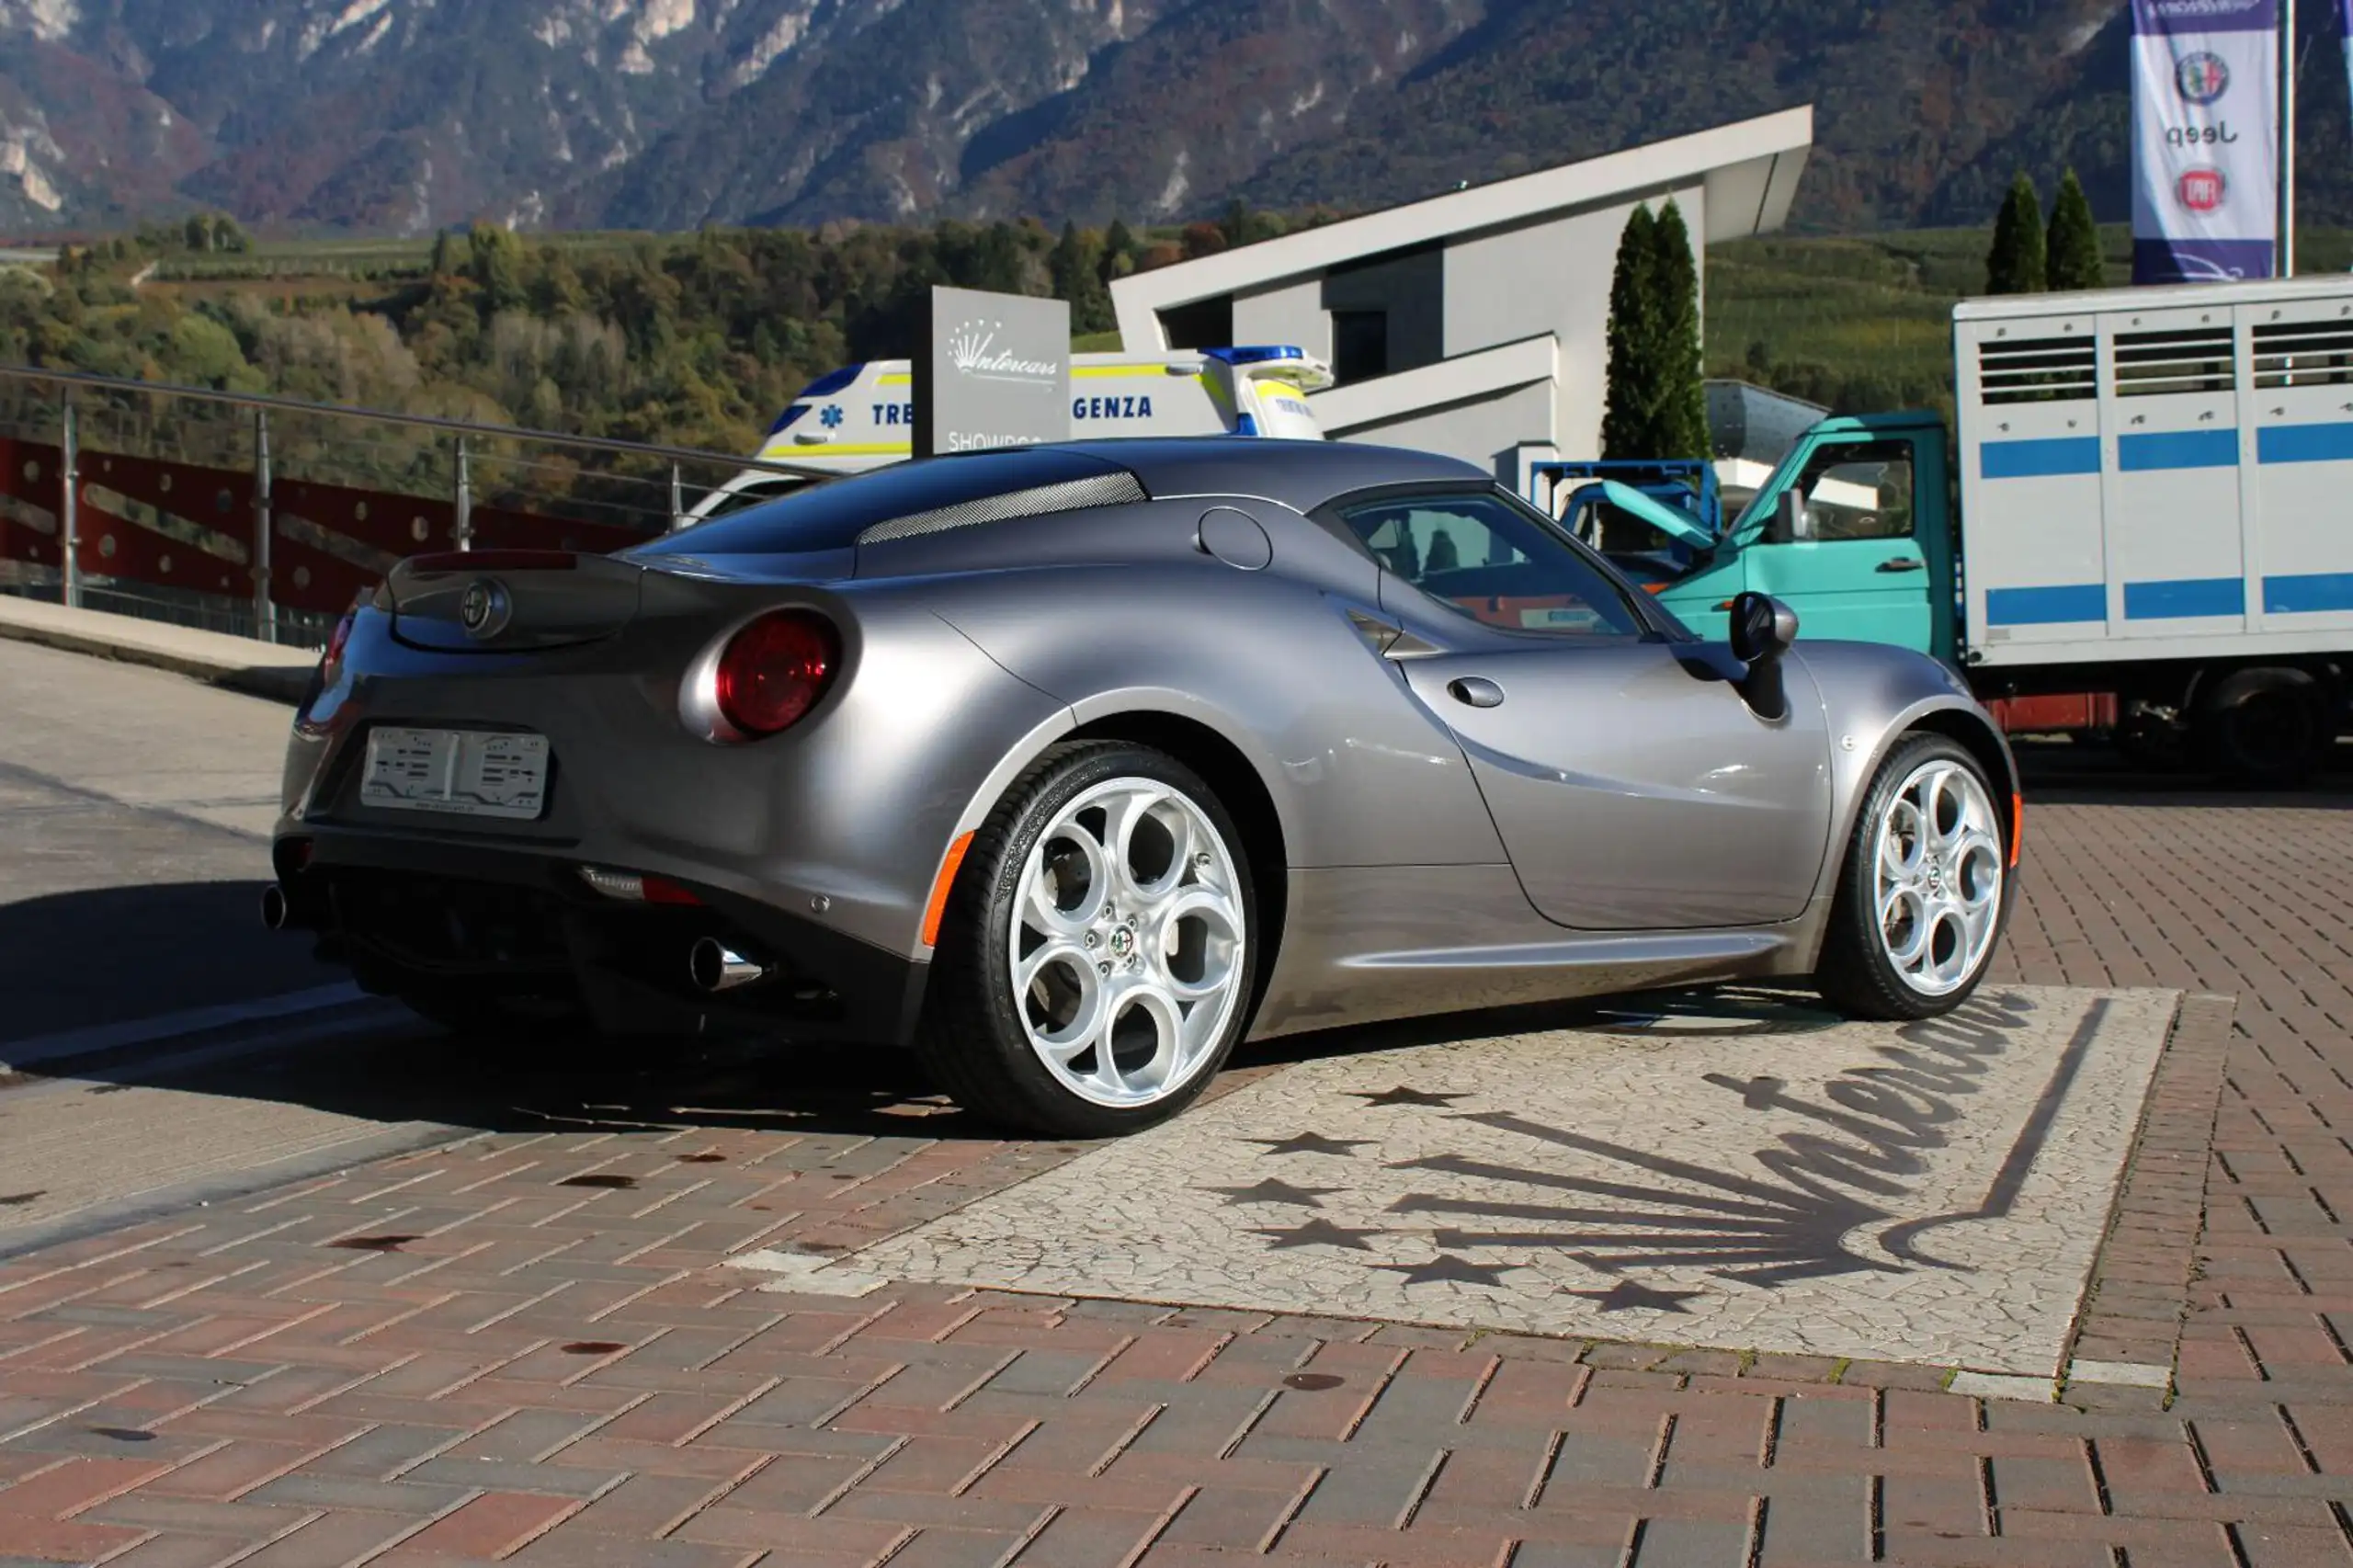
left=922, top=831, right=976, bottom=948
left=2010, top=792, right=2024, bottom=868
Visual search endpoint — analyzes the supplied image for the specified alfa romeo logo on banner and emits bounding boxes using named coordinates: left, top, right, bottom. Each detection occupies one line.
left=2175, top=50, right=2231, bottom=103
left=2130, top=0, right=2278, bottom=284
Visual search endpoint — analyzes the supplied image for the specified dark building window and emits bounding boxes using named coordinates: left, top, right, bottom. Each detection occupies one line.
left=1333, top=310, right=1390, bottom=382
left=1159, top=296, right=1234, bottom=351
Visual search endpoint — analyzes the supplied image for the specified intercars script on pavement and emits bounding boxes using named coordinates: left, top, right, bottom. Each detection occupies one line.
left=854, top=986, right=2177, bottom=1375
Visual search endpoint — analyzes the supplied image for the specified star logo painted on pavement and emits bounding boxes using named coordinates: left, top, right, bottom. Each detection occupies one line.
left=1349, top=1085, right=1468, bottom=1108
left=1252, top=1218, right=1385, bottom=1251
left=1204, top=1177, right=1341, bottom=1209
left=1245, top=1132, right=1373, bottom=1158
left=1563, top=1279, right=1703, bottom=1313
left=1374, top=1254, right=1517, bottom=1288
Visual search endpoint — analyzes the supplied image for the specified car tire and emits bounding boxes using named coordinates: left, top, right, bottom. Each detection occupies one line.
left=915, top=740, right=1260, bottom=1139
left=1813, top=733, right=2010, bottom=1022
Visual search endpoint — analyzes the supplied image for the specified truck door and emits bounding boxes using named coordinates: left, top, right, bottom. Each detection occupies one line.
left=1742, top=435, right=1938, bottom=653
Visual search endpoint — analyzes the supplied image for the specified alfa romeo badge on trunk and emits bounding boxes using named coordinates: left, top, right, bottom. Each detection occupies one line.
left=460, top=578, right=511, bottom=640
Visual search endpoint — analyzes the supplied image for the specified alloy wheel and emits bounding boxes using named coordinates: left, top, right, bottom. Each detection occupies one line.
left=1007, top=777, right=1247, bottom=1109
left=1872, top=758, right=2004, bottom=997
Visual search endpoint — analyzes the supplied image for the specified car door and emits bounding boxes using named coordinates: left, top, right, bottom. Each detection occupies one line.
left=1335, top=488, right=1835, bottom=932
left=1742, top=435, right=1936, bottom=652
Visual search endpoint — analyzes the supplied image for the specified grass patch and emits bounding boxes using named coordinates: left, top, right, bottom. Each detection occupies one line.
left=1707, top=222, right=2353, bottom=411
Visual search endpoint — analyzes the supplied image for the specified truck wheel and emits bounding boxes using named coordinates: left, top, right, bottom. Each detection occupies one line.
left=1813, top=733, right=2009, bottom=1022
left=2194, top=668, right=2328, bottom=787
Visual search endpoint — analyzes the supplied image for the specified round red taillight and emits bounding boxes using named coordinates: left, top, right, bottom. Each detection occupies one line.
left=713, top=611, right=838, bottom=736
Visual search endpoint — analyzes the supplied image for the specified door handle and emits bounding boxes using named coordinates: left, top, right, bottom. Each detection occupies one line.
left=1448, top=676, right=1505, bottom=709
left=1877, top=557, right=1925, bottom=574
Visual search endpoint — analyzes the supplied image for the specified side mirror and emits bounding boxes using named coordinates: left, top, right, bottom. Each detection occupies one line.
left=1728, top=591, right=1800, bottom=666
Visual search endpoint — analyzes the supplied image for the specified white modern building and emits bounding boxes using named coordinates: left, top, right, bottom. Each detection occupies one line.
left=1108, top=108, right=1815, bottom=483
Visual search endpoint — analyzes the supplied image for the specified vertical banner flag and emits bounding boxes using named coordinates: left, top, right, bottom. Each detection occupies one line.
left=2131, top=0, right=2279, bottom=283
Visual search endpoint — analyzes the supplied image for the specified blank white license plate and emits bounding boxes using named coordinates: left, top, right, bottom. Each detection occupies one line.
left=359, top=727, right=549, bottom=821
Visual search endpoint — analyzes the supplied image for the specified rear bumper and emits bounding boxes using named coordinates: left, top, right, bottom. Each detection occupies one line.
left=269, top=827, right=928, bottom=1046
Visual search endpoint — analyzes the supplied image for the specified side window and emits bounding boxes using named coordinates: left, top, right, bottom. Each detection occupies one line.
left=1790, top=439, right=1915, bottom=542
left=1339, top=492, right=1649, bottom=639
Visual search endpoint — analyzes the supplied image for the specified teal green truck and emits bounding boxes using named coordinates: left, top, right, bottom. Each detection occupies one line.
left=1546, top=279, right=2353, bottom=785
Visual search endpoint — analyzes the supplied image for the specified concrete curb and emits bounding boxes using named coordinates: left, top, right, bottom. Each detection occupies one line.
left=0, top=595, right=317, bottom=705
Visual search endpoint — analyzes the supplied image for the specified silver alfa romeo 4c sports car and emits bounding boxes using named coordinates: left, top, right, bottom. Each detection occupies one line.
left=264, top=438, right=2019, bottom=1138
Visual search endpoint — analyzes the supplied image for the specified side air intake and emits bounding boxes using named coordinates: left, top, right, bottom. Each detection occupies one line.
left=855, top=472, right=1150, bottom=545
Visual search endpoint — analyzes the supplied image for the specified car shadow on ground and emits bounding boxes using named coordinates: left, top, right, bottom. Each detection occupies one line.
left=0, top=878, right=1002, bottom=1143
left=45, top=984, right=1847, bottom=1153
left=5, top=877, right=1860, bottom=1150
left=49, top=1006, right=1007, bottom=1146
left=0, top=880, right=332, bottom=1047
left=0, top=744, right=2285, bottom=1157
left=1223, top=981, right=1848, bottom=1079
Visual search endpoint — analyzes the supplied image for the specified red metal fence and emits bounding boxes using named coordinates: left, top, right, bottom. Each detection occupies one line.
left=0, top=368, right=815, bottom=641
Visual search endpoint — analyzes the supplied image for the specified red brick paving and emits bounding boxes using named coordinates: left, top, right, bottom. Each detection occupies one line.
left=4, top=765, right=2353, bottom=1564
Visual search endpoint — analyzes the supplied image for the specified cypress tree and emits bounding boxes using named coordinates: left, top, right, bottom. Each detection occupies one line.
left=1649, top=199, right=1710, bottom=460
left=1097, top=218, right=1138, bottom=284
left=1050, top=221, right=1115, bottom=335
left=1985, top=174, right=2046, bottom=295
left=469, top=223, right=528, bottom=315
left=1220, top=197, right=1251, bottom=249
left=1599, top=203, right=1660, bottom=460
left=2043, top=169, right=2106, bottom=292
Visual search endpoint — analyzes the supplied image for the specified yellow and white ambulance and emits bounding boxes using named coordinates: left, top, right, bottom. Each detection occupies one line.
left=684, top=346, right=1333, bottom=524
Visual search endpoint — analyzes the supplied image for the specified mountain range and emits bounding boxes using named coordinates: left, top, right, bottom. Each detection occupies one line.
left=0, top=0, right=2347, bottom=239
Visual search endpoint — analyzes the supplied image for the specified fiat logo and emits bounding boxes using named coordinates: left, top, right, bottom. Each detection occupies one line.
left=460, top=578, right=511, bottom=640
left=2177, top=167, right=2226, bottom=214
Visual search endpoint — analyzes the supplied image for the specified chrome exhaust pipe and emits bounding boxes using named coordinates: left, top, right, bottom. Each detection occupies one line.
left=689, top=937, right=769, bottom=994
left=259, top=884, right=291, bottom=931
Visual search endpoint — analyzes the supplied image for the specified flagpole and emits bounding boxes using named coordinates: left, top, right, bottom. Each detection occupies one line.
left=2283, top=0, right=2298, bottom=275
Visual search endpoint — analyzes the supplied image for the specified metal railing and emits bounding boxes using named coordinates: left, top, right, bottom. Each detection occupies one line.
left=0, top=364, right=837, bottom=646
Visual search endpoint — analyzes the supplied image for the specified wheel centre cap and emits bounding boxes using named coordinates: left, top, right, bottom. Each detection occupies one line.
left=1108, top=926, right=1134, bottom=960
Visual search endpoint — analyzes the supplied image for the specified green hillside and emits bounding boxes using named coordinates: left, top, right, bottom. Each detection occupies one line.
left=1707, top=223, right=2353, bottom=417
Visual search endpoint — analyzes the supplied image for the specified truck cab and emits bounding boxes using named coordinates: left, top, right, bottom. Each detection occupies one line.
left=1644, top=412, right=1958, bottom=664
left=1587, top=275, right=2353, bottom=783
